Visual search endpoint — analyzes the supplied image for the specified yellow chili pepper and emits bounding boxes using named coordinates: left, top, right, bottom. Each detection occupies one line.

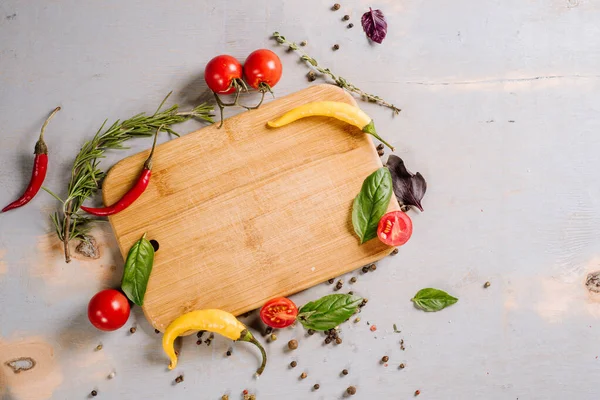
left=267, top=101, right=395, bottom=150
left=162, top=309, right=267, bottom=375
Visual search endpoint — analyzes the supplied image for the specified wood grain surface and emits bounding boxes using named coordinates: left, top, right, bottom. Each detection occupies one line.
left=102, top=84, right=400, bottom=330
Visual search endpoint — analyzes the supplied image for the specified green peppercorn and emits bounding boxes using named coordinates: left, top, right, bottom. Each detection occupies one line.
left=270, top=333, right=278, bottom=342
left=95, top=344, right=102, bottom=351
left=300, top=40, right=307, bottom=46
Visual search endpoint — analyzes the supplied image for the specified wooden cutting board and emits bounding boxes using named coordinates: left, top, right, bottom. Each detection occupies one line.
left=103, top=84, right=400, bottom=331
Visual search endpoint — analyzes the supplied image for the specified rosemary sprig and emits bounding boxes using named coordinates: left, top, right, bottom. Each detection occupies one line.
left=48, top=92, right=214, bottom=263
left=272, top=32, right=401, bottom=115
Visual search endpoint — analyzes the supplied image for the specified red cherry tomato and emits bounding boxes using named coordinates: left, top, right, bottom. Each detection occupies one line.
left=260, top=297, right=298, bottom=328
left=205, top=55, right=243, bottom=94
left=377, top=211, right=413, bottom=247
left=243, top=49, right=283, bottom=91
left=88, top=289, right=131, bottom=331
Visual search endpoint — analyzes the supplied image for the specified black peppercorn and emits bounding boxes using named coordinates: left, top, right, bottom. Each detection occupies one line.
left=347, top=386, right=357, bottom=395
left=332, top=3, right=341, bottom=10
left=399, top=363, right=405, bottom=369
left=333, top=44, right=340, bottom=51
left=362, top=266, right=369, bottom=273
left=265, top=327, right=273, bottom=335
left=348, top=23, right=354, bottom=28
left=129, top=327, right=136, bottom=334
left=325, top=337, right=332, bottom=344
left=175, top=375, right=184, bottom=384
left=307, top=71, right=317, bottom=82
left=308, top=329, right=315, bottom=335
left=370, top=264, right=377, bottom=271
left=391, top=248, right=399, bottom=256
left=382, top=356, right=389, bottom=362
left=376, top=144, right=384, bottom=151
left=313, top=384, right=320, bottom=390
left=155, top=329, right=160, bottom=334
left=226, top=350, right=232, bottom=356
left=342, top=369, right=349, bottom=375
left=335, top=337, right=342, bottom=345
left=342, top=14, right=350, bottom=21
left=350, top=277, right=357, bottom=283
left=328, top=278, right=335, bottom=284
left=91, top=390, right=98, bottom=397
left=484, top=281, right=491, bottom=288
left=378, top=149, right=385, bottom=157
left=290, top=361, right=297, bottom=368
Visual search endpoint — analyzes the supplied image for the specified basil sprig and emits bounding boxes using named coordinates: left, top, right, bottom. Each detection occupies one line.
left=121, top=233, right=155, bottom=306
left=411, top=288, right=458, bottom=312
left=352, top=167, right=393, bottom=243
left=298, top=294, right=363, bottom=331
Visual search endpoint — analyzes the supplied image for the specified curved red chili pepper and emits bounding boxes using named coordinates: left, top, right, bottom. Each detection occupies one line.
left=2, top=107, right=61, bottom=213
left=80, top=128, right=159, bottom=217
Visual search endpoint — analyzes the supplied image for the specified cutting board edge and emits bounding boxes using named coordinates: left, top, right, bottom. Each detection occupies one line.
left=142, top=243, right=398, bottom=331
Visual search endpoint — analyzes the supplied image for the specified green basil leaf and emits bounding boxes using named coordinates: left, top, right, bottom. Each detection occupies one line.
left=352, top=167, right=393, bottom=243
left=297, top=294, right=363, bottom=331
left=121, top=233, right=155, bottom=306
left=411, top=288, right=458, bottom=312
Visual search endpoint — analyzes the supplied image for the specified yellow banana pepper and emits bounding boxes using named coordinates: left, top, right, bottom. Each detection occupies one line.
left=267, top=101, right=395, bottom=150
left=162, top=309, right=267, bottom=375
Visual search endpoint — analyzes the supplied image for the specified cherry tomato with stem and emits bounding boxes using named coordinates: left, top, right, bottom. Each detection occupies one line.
left=377, top=211, right=413, bottom=247
left=260, top=297, right=298, bottom=328
left=243, top=49, right=283, bottom=93
left=205, top=55, right=244, bottom=94
left=88, top=289, right=131, bottom=331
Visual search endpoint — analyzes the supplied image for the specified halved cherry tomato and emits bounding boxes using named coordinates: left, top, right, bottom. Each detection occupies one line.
left=205, top=55, right=243, bottom=94
left=377, top=211, right=413, bottom=247
left=260, top=297, right=298, bottom=328
left=243, top=49, right=283, bottom=91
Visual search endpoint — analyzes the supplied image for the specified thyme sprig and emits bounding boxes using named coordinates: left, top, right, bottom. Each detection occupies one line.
left=272, top=32, right=401, bottom=115
left=47, top=92, right=214, bottom=263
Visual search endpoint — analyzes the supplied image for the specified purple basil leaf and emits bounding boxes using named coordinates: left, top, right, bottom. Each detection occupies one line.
left=361, top=8, right=388, bottom=44
left=386, top=155, right=427, bottom=211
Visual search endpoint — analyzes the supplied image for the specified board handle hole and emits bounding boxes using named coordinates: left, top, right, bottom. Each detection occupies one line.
left=150, top=239, right=159, bottom=252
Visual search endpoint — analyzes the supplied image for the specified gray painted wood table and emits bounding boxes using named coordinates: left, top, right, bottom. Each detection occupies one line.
left=1, top=1, right=600, bottom=399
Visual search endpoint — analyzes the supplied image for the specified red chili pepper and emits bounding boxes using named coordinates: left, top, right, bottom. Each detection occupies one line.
left=80, top=128, right=159, bottom=217
left=2, top=107, right=61, bottom=213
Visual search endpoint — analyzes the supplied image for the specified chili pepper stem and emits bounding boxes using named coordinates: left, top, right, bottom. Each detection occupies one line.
left=35, top=106, right=61, bottom=155
left=144, top=127, right=161, bottom=170
left=362, top=120, right=395, bottom=151
left=239, top=329, right=267, bottom=376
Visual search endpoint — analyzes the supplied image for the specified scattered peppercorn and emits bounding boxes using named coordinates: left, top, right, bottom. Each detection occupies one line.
left=197, top=330, right=205, bottom=339
left=288, top=339, right=298, bottom=350
left=174, top=350, right=179, bottom=356
left=370, top=325, right=377, bottom=332
left=332, top=3, right=341, bottom=10
left=222, top=395, right=229, bottom=400
left=362, top=266, right=370, bottom=273
left=370, top=264, right=377, bottom=271
left=484, top=281, right=491, bottom=288
left=400, top=204, right=410, bottom=212
left=301, top=372, right=307, bottom=379
left=350, top=277, right=357, bottom=283
left=175, top=375, right=184, bottom=384
left=290, top=361, right=297, bottom=368
left=333, top=44, right=340, bottom=51
left=391, top=248, right=399, bottom=256
left=243, top=390, right=248, bottom=395
left=347, top=386, right=357, bottom=395
left=95, top=344, right=103, bottom=351
left=300, top=40, right=307, bottom=46
left=129, top=327, right=136, bottom=334
left=265, top=327, right=273, bottom=335
left=376, top=144, right=384, bottom=151
left=196, top=340, right=202, bottom=345
left=155, top=329, right=160, bottom=334
left=108, top=371, right=116, bottom=379
left=342, top=369, right=349, bottom=375
left=91, top=390, right=98, bottom=397
left=307, top=71, right=317, bottom=82
left=348, top=291, right=354, bottom=295
left=342, top=14, right=350, bottom=21
left=379, top=149, right=385, bottom=157
left=324, top=337, right=332, bottom=344
left=226, top=350, right=232, bottom=356
left=354, top=317, right=361, bottom=323
left=327, top=278, right=335, bottom=284
left=347, top=23, right=354, bottom=28
left=399, top=363, right=405, bottom=369
left=415, top=390, right=421, bottom=396
left=308, top=329, right=315, bottom=335
left=313, top=384, right=320, bottom=390
left=335, top=279, right=343, bottom=290
left=335, top=337, right=343, bottom=345
left=382, top=356, right=389, bottom=363
left=270, top=333, right=278, bottom=342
